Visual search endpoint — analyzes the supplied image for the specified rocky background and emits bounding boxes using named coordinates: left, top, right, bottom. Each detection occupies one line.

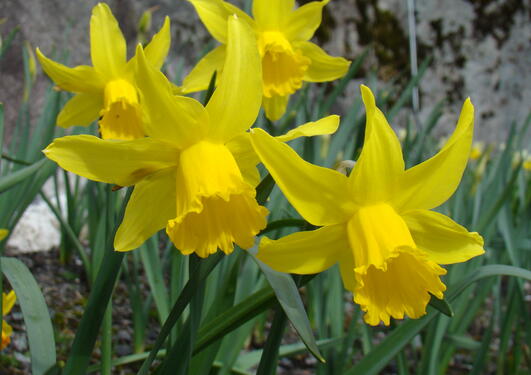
left=1, top=0, right=530, bottom=142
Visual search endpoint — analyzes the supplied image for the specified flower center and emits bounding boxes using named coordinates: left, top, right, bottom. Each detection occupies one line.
left=166, top=141, right=268, bottom=257
left=347, top=203, right=447, bottom=325
left=99, top=79, right=144, bottom=140
left=258, top=31, right=310, bottom=98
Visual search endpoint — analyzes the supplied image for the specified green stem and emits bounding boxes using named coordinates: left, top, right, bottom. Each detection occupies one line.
left=62, top=187, right=131, bottom=375
left=159, top=255, right=207, bottom=375
left=101, top=302, right=112, bottom=375
left=39, top=191, right=91, bottom=278
left=256, top=307, right=288, bottom=375
left=137, top=252, right=224, bottom=375
left=101, top=186, right=115, bottom=375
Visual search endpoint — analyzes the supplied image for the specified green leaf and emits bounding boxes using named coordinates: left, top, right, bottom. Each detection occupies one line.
left=62, top=188, right=133, bottom=375
left=0, top=27, right=20, bottom=60
left=256, top=307, right=288, bottom=375
left=445, top=334, right=481, bottom=351
left=137, top=252, right=224, bottom=375
left=0, top=158, right=51, bottom=193
left=1, top=257, right=56, bottom=375
left=158, top=255, right=207, bottom=375
left=194, top=275, right=317, bottom=355
left=256, top=173, right=275, bottom=205
left=237, top=338, right=342, bottom=370
left=428, top=294, right=453, bottom=317
left=319, top=49, right=368, bottom=116
left=0, top=103, right=4, bottom=166
left=345, top=265, right=531, bottom=375
left=195, top=287, right=276, bottom=354
left=258, top=218, right=307, bottom=236
left=140, top=237, right=170, bottom=323
left=387, top=57, right=430, bottom=122
left=252, top=255, right=325, bottom=362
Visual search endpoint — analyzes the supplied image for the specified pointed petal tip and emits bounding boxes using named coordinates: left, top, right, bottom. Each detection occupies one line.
left=134, top=44, right=148, bottom=69
left=113, top=240, right=133, bottom=252
left=94, top=2, right=110, bottom=12
left=360, top=85, right=376, bottom=108
left=249, top=127, right=267, bottom=139
left=463, top=97, right=474, bottom=112
left=35, top=47, right=48, bottom=63
left=135, top=43, right=145, bottom=57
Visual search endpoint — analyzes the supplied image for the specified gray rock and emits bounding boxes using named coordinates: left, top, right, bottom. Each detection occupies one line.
left=1, top=0, right=529, bottom=144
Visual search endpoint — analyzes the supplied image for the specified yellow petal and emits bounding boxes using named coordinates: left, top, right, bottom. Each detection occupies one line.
left=285, top=0, right=329, bottom=41
left=253, top=0, right=294, bottom=30
left=348, top=85, right=404, bottom=204
left=143, top=16, right=171, bottom=70
left=168, top=193, right=268, bottom=258
left=295, top=41, right=350, bottom=82
left=57, top=93, right=102, bottom=128
left=2, top=291, right=16, bottom=315
left=338, top=252, right=356, bottom=293
left=90, top=3, right=127, bottom=77
left=205, top=15, right=262, bottom=141
left=36, top=48, right=105, bottom=93
left=346, top=202, right=446, bottom=325
left=135, top=45, right=209, bottom=146
left=347, top=203, right=416, bottom=270
left=187, top=0, right=254, bottom=43
left=354, top=248, right=446, bottom=326
left=43, top=135, right=178, bottom=186
left=225, top=133, right=261, bottom=187
left=259, top=32, right=310, bottom=98
left=250, top=128, right=355, bottom=226
left=394, top=99, right=475, bottom=211
left=275, top=115, right=340, bottom=142
left=167, top=141, right=268, bottom=257
left=1, top=321, right=13, bottom=350
left=114, top=167, right=177, bottom=251
left=403, top=209, right=485, bottom=264
left=257, top=223, right=347, bottom=274
left=263, top=95, right=289, bottom=121
left=99, top=79, right=144, bottom=140
left=180, top=45, right=226, bottom=93
left=0, top=229, right=8, bottom=241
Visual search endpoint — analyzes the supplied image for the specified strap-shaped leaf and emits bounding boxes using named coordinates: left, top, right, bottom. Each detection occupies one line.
left=2, top=257, right=56, bottom=375
left=252, top=254, right=324, bottom=362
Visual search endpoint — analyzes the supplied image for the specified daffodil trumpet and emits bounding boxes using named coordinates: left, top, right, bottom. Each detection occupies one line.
left=250, top=85, right=485, bottom=326
left=182, top=0, right=350, bottom=121
left=44, top=16, right=340, bottom=258
left=36, top=3, right=171, bottom=140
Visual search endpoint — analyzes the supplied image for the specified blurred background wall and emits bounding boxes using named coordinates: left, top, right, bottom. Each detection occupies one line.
left=1, top=0, right=529, bottom=143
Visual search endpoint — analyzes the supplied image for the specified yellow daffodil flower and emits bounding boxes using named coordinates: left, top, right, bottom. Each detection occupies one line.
left=1, top=290, right=16, bottom=350
left=250, top=85, right=485, bottom=325
left=182, top=0, right=350, bottom=121
left=36, top=3, right=171, bottom=140
left=43, top=16, right=339, bottom=257
left=469, top=141, right=484, bottom=160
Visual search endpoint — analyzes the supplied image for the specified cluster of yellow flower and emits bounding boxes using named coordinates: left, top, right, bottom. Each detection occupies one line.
left=38, top=1, right=484, bottom=326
